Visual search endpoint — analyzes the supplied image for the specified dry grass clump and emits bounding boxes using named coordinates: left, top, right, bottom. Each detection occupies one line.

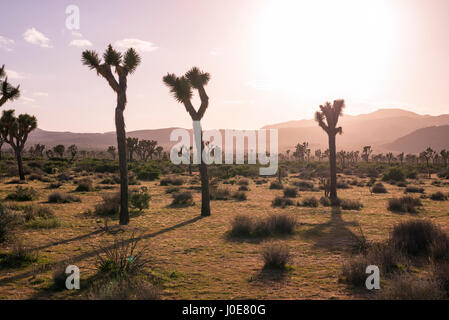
left=261, top=243, right=292, bottom=270
left=229, top=213, right=297, bottom=238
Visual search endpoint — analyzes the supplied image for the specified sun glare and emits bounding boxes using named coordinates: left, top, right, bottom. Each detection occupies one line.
left=252, top=0, right=397, bottom=101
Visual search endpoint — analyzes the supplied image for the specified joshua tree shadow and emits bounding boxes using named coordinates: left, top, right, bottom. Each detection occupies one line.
left=300, top=207, right=362, bottom=251
left=0, top=216, right=204, bottom=288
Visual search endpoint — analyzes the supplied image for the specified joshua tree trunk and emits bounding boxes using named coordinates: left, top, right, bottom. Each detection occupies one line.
left=199, top=130, right=211, bottom=217
left=116, top=86, right=129, bottom=225
left=15, top=148, right=25, bottom=181
left=328, top=134, right=337, bottom=202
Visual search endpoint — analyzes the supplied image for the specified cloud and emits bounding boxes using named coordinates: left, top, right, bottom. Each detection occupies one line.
left=5, top=69, right=26, bottom=80
left=19, top=96, right=36, bottom=104
left=114, top=38, right=158, bottom=52
left=69, top=39, right=93, bottom=47
left=0, top=36, right=14, bottom=51
left=23, top=28, right=51, bottom=48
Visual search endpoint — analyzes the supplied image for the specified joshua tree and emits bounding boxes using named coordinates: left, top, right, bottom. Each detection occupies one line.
left=107, top=146, right=116, bottom=159
left=397, top=152, right=404, bottom=165
left=126, top=137, right=139, bottom=162
left=53, top=144, right=65, bottom=158
left=29, top=143, right=45, bottom=157
left=46, top=149, right=54, bottom=159
left=420, top=147, right=435, bottom=179
left=0, top=110, right=37, bottom=180
left=315, top=100, right=345, bottom=203
left=155, top=145, right=163, bottom=159
left=163, top=67, right=211, bottom=217
left=82, top=44, right=141, bottom=225
left=440, top=149, right=448, bottom=168
left=0, top=65, right=21, bottom=108
left=136, top=139, right=157, bottom=161
left=68, top=144, right=78, bottom=161
left=362, top=146, right=372, bottom=162
left=386, top=152, right=394, bottom=165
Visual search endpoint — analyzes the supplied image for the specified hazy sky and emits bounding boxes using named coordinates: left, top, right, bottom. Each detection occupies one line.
left=1, top=0, right=449, bottom=132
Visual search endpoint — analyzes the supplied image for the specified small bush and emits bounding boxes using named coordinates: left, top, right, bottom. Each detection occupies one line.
left=372, top=183, right=387, bottom=194
left=238, top=179, right=249, bottom=186
left=89, top=277, right=160, bottom=300
left=283, top=187, right=298, bottom=198
left=390, top=220, right=449, bottom=257
left=383, top=167, right=405, bottom=182
left=319, top=196, right=331, bottom=207
left=262, top=243, right=292, bottom=270
left=5, top=186, right=38, bottom=201
left=388, top=196, right=422, bottom=213
left=433, top=262, right=449, bottom=295
left=210, top=188, right=230, bottom=200
left=47, top=182, right=62, bottom=189
left=238, top=185, right=249, bottom=191
left=95, top=193, right=120, bottom=216
left=230, top=215, right=252, bottom=237
left=340, top=199, right=363, bottom=211
left=430, top=191, right=448, bottom=201
left=272, top=196, right=294, bottom=208
left=0, top=241, right=38, bottom=268
left=130, top=188, right=151, bottom=211
left=52, top=266, right=68, bottom=291
left=377, top=275, right=445, bottom=300
left=135, top=168, right=160, bottom=181
left=232, top=191, right=247, bottom=201
left=269, top=181, right=283, bottom=190
left=292, top=180, right=314, bottom=191
left=405, top=186, right=425, bottom=194
left=48, top=192, right=81, bottom=204
left=160, top=177, right=184, bottom=186
left=0, top=204, right=17, bottom=243
left=22, top=205, right=60, bottom=229
left=75, top=179, right=95, bottom=192
left=301, top=197, right=319, bottom=207
left=171, top=192, right=194, bottom=206
left=165, top=187, right=180, bottom=194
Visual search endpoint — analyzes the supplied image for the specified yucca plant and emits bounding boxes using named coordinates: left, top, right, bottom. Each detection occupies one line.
left=315, top=100, right=345, bottom=204
left=81, top=45, right=141, bottom=225
left=0, top=65, right=20, bottom=107
left=163, top=67, right=211, bottom=216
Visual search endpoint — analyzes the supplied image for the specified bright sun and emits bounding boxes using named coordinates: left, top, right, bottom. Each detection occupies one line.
left=252, top=0, right=396, bottom=102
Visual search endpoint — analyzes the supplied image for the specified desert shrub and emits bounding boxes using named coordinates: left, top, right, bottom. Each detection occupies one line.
left=319, top=196, right=331, bottom=207
left=230, top=215, right=252, bottom=237
left=430, top=191, right=448, bottom=201
left=261, top=243, right=292, bottom=270
left=100, top=176, right=120, bottom=185
left=0, top=204, right=17, bottom=243
left=342, top=255, right=370, bottom=287
left=52, top=266, right=68, bottom=291
left=301, top=197, right=319, bottom=207
left=5, top=186, right=38, bottom=201
left=371, top=183, right=387, bottom=194
left=75, top=178, right=95, bottom=192
left=383, top=167, right=405, bottom=182
left=390, top=220, right=449, bottom=258
left=340, top=199, right=363, bottom=211
left=238, top=185, right=249, bottom=191
left=232, top=191, right=247, bottom=201
left=57, top=173, right=72, bottom=182
left=269, top=181, right=283, bottom=190
left=89, top=277, right=160, bottom=300
left=171, top=192, right=194, bottom=206
left=283, top=187, right=298, bottom=198
left=130, top=188, right=151, bottom=211
left=336, top=181, right=350, bottom=189
left=210, top=188, right=231, bottom=200
left=272, top=196, right=294, bottom=208
left=255, top=179, right=268, bottom=185
left=433, top=262, right=449, bottom=295
left=135, top=166, right=160, bottom=181
left=47, top=182, right=62, bottom=189
left=397, top=182, right=407, bottom=188
left=22, top=205, right=55, bottom=221
left=48, top=192, right=81, bottom=204
left=404, top=186, right=425, bottom=194
left=230, top=213, right=297, bottom=238
left=388, top=196, right=422, bottom=214
left=28, top=173, right=51, bottom=182
left=97, top=235, right=149, bottom=278
left=254, top=213, right=297, bottom=237
left=377, top=275, right=445, bottom=300
left=292, top=180, right=314, bottom=191
left=95, top=193, right=120, bottom=216
left=238, top=179, right=249, bottom=186
left=160, top=177, right=184, bottom=186
left=0, top=241, right=38, bottom=268
left=165, top=187, right=180, bottom=194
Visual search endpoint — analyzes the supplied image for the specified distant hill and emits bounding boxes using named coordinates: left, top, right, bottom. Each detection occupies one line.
left=18, top=108, right=449, bottom=153
left=263, top=109, right=449, bottom=151
left=383, top=125, right=449, bottom=153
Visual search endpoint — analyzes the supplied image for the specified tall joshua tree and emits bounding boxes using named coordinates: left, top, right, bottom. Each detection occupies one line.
left=315, top=100, right=345, bottom=204
left=82, top=45, right=141, bottom=225
left=163, top=67, right=211, bottom=217
left=0, top=110, right=37, bottom=180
